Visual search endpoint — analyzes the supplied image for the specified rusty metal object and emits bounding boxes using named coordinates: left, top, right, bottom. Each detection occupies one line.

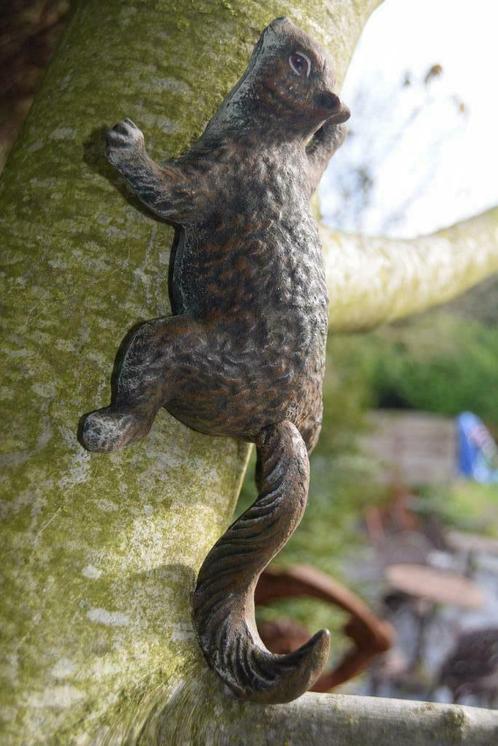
left=78, top=18, right=349, bottom=703
left=258, top=618, right=312, bottom=656
left=256, top=566, right=394, bottom=691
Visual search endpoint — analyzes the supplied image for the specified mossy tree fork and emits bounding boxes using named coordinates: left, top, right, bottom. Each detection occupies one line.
left=1, top=0, right=498, bottom=743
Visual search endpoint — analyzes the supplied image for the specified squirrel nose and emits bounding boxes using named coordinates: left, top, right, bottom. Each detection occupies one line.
left=315, top=91, right=341, bottom=111
left=315, top=91, right=351, bottom=123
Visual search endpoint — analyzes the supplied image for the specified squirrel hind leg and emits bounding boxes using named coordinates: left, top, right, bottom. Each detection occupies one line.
left=193, top=420, right=330, bottom=703
left=78, top=315, right=206, bottom=453
left=78, top=407, right=152, bottom=453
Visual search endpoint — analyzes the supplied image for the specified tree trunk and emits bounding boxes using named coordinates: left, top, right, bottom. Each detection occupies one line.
left=1, top=1, right=497, bottom=743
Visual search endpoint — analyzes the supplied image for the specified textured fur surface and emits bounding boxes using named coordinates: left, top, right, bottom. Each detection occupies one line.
left=79, top=17, right=349, bottom=703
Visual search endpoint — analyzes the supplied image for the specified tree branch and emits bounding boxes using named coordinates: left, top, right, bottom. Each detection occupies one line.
left=212, top=692, right=498, bottom=746
left=148, top=672, right=498, bottom=745
left=321, top=207, right=498, bottom=331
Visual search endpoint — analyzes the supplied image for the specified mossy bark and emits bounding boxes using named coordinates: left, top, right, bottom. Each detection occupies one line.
left=0, top=1, right=377, bottom=743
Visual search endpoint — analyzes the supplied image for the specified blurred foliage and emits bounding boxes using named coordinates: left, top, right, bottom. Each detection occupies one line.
left=417, top=481, right=498, bottom=538
left=323, top=276, right=498, bottom=433
left=366, top=313, right=498, bottom=429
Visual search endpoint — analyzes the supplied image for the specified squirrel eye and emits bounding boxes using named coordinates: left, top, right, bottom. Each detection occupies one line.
left=289, top=52, right=311, bottom=78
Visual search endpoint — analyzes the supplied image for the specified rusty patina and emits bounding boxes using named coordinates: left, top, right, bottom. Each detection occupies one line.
left=79, top=17, right=349, bottom=704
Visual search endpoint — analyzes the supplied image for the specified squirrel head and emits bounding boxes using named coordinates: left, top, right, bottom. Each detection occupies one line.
left=206, top=17, right=350, bottom=141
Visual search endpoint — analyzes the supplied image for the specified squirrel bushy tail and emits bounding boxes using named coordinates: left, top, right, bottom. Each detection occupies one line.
left=192, top=420, right=330, bottom=703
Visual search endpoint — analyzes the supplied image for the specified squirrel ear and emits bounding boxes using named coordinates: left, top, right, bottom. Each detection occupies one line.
left=268, top=17, right=292, bottom=34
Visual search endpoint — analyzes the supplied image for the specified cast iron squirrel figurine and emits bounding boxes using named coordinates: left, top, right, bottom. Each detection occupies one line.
left=79, top=17, right=350, bottom=704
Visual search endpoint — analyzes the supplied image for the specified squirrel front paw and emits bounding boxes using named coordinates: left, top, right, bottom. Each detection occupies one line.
left=106, top=118, right=144, bottom=165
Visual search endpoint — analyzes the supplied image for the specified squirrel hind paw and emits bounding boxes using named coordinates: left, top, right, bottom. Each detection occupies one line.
left=78, top=407, right=150, bottom=452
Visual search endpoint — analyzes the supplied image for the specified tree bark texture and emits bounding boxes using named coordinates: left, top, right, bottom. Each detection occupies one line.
left=1, top=0, right=497, bottom=743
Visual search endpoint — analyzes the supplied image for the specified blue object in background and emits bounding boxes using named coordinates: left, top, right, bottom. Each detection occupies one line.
left=457, top=411, right=498, bottom=483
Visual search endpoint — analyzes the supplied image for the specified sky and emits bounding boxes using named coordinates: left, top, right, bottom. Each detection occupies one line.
left=320, top=0, right=498, bottom=238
